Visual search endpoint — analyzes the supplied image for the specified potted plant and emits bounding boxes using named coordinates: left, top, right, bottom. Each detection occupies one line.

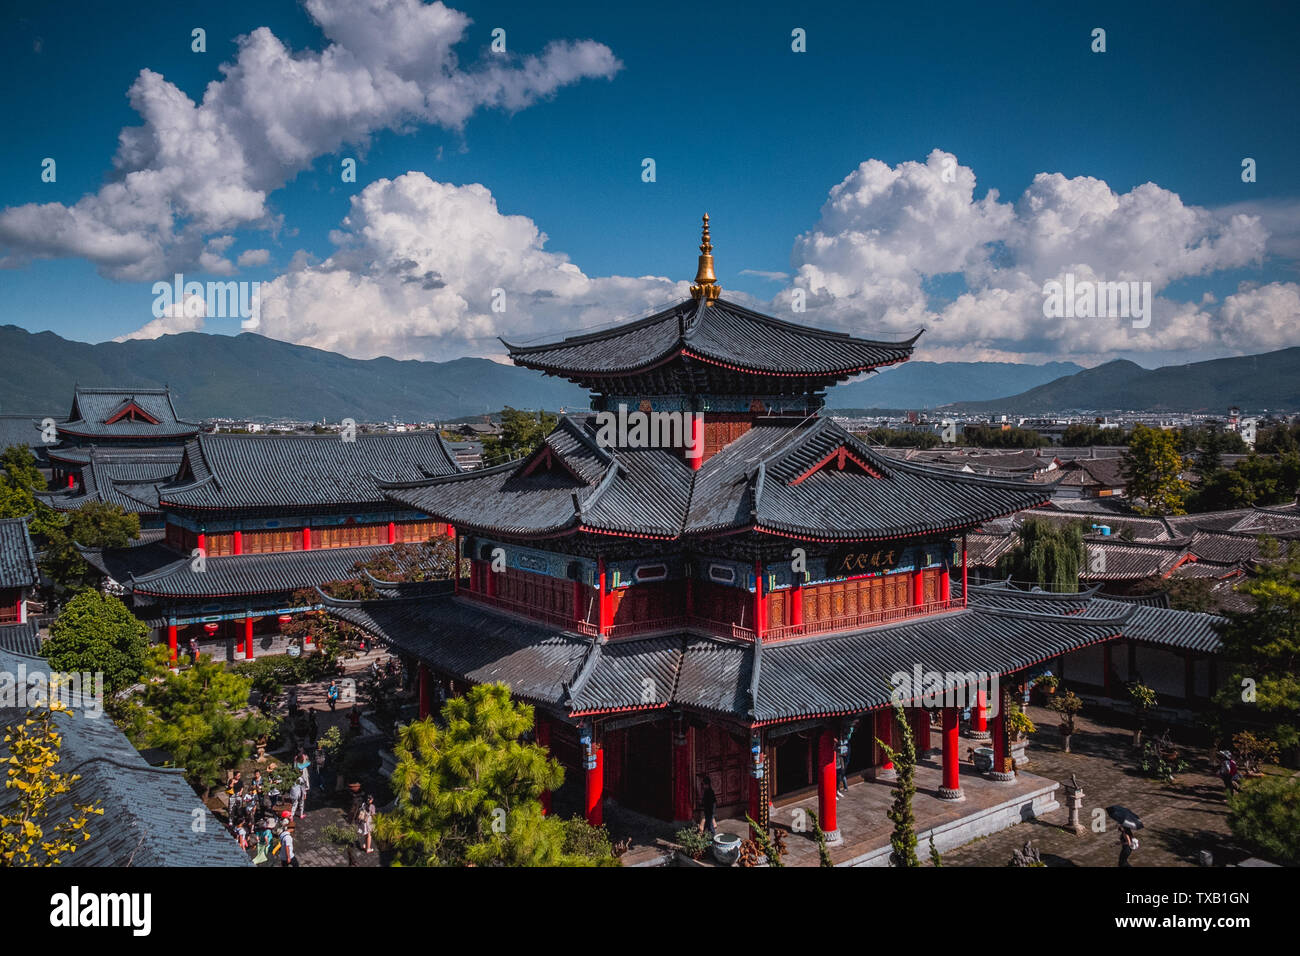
left=674, top=827, right=711, bottom=864
left=1127, top=682, right=1157, bottom=748
left=1006, top=702, right=1036, bottom=769
left=1047, top=689, right=1083, bottom=753
left=1034, top=674, right=1059, bottom=702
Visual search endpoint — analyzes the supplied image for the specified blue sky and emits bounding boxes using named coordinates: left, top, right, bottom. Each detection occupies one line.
left=1, top=0, right=1297, bottom=367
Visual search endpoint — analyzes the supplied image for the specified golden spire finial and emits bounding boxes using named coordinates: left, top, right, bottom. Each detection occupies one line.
left=690, top=213, right=721, bottom=304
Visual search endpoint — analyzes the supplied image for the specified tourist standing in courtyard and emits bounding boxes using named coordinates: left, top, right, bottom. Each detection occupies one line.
left=1118, top=826, right=1136, bottom=867
left=698, top=777, right=717, bottom=836
left=326, top=679, right=340, bottom=711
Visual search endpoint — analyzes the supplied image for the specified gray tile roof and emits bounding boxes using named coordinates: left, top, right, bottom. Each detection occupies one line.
left=386, top=415, right=1051, bottom=541
left=160, top=432, right=460, bottom=512
left=36, top=447, right=182, bottom=515
left=111, top=544, right=397, bottom=599
left=504, top=297, right=919, bottom=389
left=0, top=414, right=59, bottom=463
left=59, top=386, right=200, bottom=440
left=0, top=646, right=250, bottom=867
left=0, top=516, right=39, bottom=589
left=0, top=621, right=41, bottom=656
left=329, top=582, right=1223, bottom=724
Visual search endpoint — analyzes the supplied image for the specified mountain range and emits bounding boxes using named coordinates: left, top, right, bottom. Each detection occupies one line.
left=0, top=324, right=1296, bottom=420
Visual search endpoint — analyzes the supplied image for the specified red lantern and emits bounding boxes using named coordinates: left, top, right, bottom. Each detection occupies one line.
left=203, top=622, right=219, bottom=635
left=278, top=615, right=292, bottom=627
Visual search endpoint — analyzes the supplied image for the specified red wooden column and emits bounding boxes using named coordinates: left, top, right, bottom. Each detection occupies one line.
left=971, top=687, right=990, bottom=740
left=791, top=581, right=803, bottom=630
left=817, top=727, right=843, bottom=844
left=387, top=521, right=397, bottom=545
left=244, top=616, right=255, bottom=660
left=961, top=534, right=968, bottom=605
left=912, top=569, right=924, bottom=606
left=940, top=567, right=950, bottom=602
left=196, top=531, right=206, bottom=553
left=167, top=624, right=178, bottom=663
left=66, top=473, right=74, bottom=489
left=233, top=530, right=243, bottom=555
left=672, top=720, right=692, bottom=822
left=417, top=663, right=432, bottom=719
left=301, top=526, right=311, bottom=550
left=585, top=744, right=604, bottom=826
left=689, top=414, right=704, bottom=472
left=753, top=561, right=765, bottom=640
left=536, top=717, right=552, bottom=816
left=990, top=692, right=1015, bottom=782
left=596, top=556, right=607, bottom=636
left=914, top=708, right=932, bottom=755
left=873, top=708, right=897, bottom=780
left=939, top=706, right=964, bottom=800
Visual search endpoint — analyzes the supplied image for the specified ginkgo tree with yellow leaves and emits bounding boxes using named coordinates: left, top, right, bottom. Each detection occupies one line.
left=0, top=702, right=103, bottom=867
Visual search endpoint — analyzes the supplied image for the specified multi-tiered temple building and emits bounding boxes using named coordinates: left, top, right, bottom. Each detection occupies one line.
left=319, top=217, right=1217, bottom=842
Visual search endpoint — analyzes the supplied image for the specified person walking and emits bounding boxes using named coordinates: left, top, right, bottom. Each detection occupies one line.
left=188, top=637, right=200, bottom=663
left=697, top=777, right=717, bottom=836
left=1218, top=751, right=1242, bottom=796
left=288, top=779, right=307, bottom=821
left=357, top=794, right=376, bottom=854
left=835, top=743, right=850, bottom=795
left=313, top=745, right=326, bottom=789
left=1118, top=825, right=1137, bottom=867
left=326, top=680, right=340, bottom=712
left=280, top=825, right=298, bottom=867
left=308, top=712, right=320, bottom=746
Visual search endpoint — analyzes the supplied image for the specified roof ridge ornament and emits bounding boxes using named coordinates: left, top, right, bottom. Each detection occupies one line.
left=689, top=213, right=721, bottom=305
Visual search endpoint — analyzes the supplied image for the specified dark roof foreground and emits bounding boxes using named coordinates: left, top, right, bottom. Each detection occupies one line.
left=384, top=415, right=1051, bottom=542
left=504, top=297, right=919, bottom=388
left=0, top=646, right=250, bottom=867
left=159, top=432, right=461, bottom=512
left=0, top=516, right=39, bottom=589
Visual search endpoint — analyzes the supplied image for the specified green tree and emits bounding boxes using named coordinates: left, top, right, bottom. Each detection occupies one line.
left=1123, top=424, right=1188, bottom=515
left=1213, top=539, right=1300, bottom=750
left=41, top=501, right=142, bottom=596
left=43, top=590, right=149, bottom=699
left=996, top=518, right=1085, bottom=592
left=123, top=648, right=274, bottom=797
left=376, top=684, right=605, bottom=867
left=877, top=702, right=919, bottom=867
left=0, top=446, right=61, bottom=538
left=0, top=703, right=104, bottom=867
left=1228, top=776, right=1300, bottom=865
left=480, top=408, right=558, bottom=465
left=1047, top=689, right=1083, bottom=753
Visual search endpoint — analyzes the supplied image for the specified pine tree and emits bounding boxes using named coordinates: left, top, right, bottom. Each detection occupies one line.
left=377, top=683, right=612, bottom=866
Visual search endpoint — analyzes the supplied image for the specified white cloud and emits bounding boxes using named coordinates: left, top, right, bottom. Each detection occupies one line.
left=256, top=172, right=683, bottom=360
left=237, top=248, right=271, bottom=267
left=115, top=293, right=207, bottom=341
left=0, top=0, right=619, bottom=281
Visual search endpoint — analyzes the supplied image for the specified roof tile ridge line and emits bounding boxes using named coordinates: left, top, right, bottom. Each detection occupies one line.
left=883, top=451, right=1051, bottom=488
left=743, top=412, right=828, bottom=473
left=559, top=414, right=616, bottom=466
left=579, top=459, right=625, bottom=516
left=377, top=456, right=523, bottom=489
left=715, top=296, right=925, bottom=348
left=978, top=603, right=1137, bottom=626
left=745, top=635, right=762, bottom=719
left=499, top=299, right=686, bottom=353
left=968, top=580, right=1104, bottom=599
left=18, top=514, right=38, bottom=577
left=682, top=296, right=708, bottom=341
left=750, top=461, right=766, bottom=519
left=563, top=635, right=605, bottom=707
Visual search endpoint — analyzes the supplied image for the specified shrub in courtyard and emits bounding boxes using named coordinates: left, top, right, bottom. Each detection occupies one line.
left=1228, top=776, right=1300, bottom=865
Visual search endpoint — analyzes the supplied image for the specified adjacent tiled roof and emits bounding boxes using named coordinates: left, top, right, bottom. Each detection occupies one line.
left=504, top=297, right=919, bottom=388
left=328, top=581, right=1218, bottom=724
left=59, top=387, right=200, bottom=440
left=0, top=621, right=40, bottom=656
left=385, top=415, right=1050, bottom=542
left=36, top=447, right=183, bottom=515
left=0, top=646, right=250, bottom=867
left=328, top=596, right=593, bottom=707
left=0, top=414, right=59, bottom=463
left=0, top=516, right=39, bottom=589
left=94, top=543, right=396, bottom=599
left=159, top=433, right=460, bottom=512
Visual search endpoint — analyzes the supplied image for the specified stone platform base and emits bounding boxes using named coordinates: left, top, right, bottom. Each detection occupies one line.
left=840, top=780, right=1060, bottom=867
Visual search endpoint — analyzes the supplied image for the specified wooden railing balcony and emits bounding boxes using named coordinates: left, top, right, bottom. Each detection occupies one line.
left=761, top=598, right=965, bottom=643
left=459, top=589, right=963, bottom=644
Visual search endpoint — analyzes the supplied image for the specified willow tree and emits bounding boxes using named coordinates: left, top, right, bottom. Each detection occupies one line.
left=996, top=519, right=1085, bottom=593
